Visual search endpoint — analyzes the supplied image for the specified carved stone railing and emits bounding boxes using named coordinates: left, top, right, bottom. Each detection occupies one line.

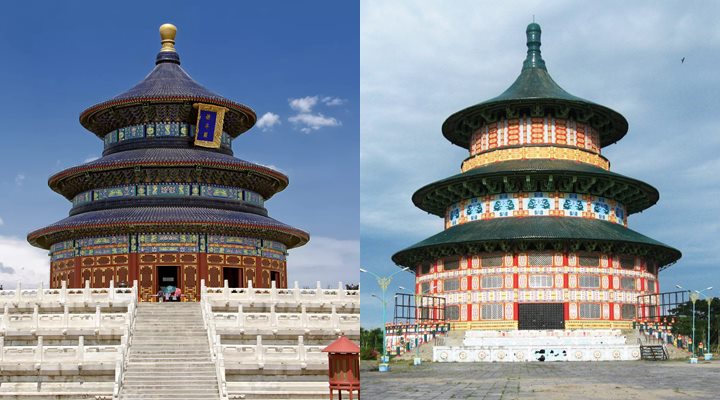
left=112, top=299, right=137, bottom=399
left=221, top=335, right=327, bottom=370
left=0, top=336, right=119, bottom=368
left=201, top=280, right=359, bottom=309
left=0, top=305, right=135, bottom=336
left=212, top=303, right=359, bottom=336
left=0, top=280, right=137, bottom=308
left=200, top=288, right=229, bottom=400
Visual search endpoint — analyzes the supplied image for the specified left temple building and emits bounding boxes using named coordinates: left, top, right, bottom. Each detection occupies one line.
left=27, top=24, right=309, bottom=300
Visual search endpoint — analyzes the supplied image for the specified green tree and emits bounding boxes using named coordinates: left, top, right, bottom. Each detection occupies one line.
left=360, top=327, right=383, bottom=360
left=668, top=298, right=720, bottom=353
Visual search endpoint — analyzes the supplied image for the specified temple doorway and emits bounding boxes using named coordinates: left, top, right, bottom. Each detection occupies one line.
left=223, top=267, right=241, bottom=288
left=518, top=303, right=565, bottom=330
left=270, top=271, right=280, bottom=286
left=157, top=266, right=179, bottom=293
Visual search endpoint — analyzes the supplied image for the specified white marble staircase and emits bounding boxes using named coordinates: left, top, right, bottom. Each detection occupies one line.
left=118, top=303, right=221, bottom=400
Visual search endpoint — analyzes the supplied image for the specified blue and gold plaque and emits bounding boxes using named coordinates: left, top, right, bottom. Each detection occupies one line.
left=193, top=103, right=227, bottom=148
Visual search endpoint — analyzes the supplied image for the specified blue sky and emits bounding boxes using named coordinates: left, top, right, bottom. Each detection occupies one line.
left=361, top=1, right=720, bottom=328
left=0, top=1, right=359, bottom=287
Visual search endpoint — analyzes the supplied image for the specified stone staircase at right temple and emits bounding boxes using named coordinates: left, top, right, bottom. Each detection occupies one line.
left=623, top=328, right=691, bottom=360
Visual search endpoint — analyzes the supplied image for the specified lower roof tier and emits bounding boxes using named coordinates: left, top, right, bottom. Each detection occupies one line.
left=27, top=206, right=309, bottom=250
left=413, top=159, right=659, bottom=216
left=49, top=148, right=288, bottom=200
left=392, top=217, right=681, bottom=269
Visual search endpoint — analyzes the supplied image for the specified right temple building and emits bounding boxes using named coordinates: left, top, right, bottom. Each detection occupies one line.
left=393, top=23, right=681, bottom=332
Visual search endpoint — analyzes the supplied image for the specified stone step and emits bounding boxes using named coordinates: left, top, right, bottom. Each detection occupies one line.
left=121, top=397, right=219, bottom=400
left=230, top=391, right=330, bottom=400
left=124, top=370, right=216, bottom=376
left=120, top=303, right=221, bottom=399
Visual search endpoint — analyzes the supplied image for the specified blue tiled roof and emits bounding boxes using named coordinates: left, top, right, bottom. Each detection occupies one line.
left=80, top=50, right=256, bottom=137
left=28, top=206, right=309, bottom=249
left=111, top=60, right=227, bottom=102
left=49, top=148, right=288, bottom=193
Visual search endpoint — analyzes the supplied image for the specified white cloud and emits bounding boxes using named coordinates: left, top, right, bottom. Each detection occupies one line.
left=0, top=217, right=4, bottom=226
left=14, top=174, right=25, bottom=186
left=322, top=96, right=346, bottom=106
left=289, top=113, right=341, bottom=133
left=289, top=96, right=319, bottom=113
left=256, top=112, right=281, bottom=130
left=0, top=236, right=49, bottom=288
left=286, top=236, right=359, bottom=288
left=83, top=156, right=99, bottom=163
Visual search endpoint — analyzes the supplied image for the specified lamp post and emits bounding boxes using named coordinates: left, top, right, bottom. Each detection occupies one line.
left=706, top=296, right=713, bottom=360
left=675, top=285, right=712, bottom=364
left=690, top=291, right=699, bottom=363
left=677, top=285, right=712, bottom=363
left=360, top=266, right=409, bottom=372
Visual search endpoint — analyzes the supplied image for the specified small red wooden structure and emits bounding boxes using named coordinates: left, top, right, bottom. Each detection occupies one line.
left=322, top=336, right=360, bottom=399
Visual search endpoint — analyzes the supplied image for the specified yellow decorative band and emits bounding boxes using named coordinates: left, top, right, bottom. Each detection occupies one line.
left=564, top=320, right=633, bottom=330
left=452, top=321, right=519, bottom=330
left=461, top=146, right=610, bottom=172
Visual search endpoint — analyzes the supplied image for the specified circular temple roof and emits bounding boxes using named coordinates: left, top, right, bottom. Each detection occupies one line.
left=392, top=217, right=681, bottom=270
left=442, top=23, right=628, bottom=149
left=48, top=148, right=289, bottom=200
left=413, top=159, right=659, bottom=216
left=27, top=206, right=309, bottom=250
left=79, top=25, right=256, bottom=137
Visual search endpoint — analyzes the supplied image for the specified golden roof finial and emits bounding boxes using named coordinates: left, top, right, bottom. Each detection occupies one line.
left=159, top=23, right=177, bottom=52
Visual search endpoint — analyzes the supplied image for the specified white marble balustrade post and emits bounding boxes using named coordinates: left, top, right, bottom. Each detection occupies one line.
left=236, top=304, right=244, bottom=329
left=60, top=281, right=67, bottom=304
left=109, top=280, right=115, bottom=302
left=0, top=337, right=4, bottom=362
left=270, top=280, right=277, bottom=302
left=270, top=304, right=277, bottom=329
left=293, top=281, right=300, bottom=303
left=315, top=281, right=323, bottom=303
left=36, top=336, right=43, bottom=363
left=83, top=280, right=91, bottom=303
left=331, top=304, right=339, bottom=330
left=223, top=279, right=229, bottom=303
left=95, top=305, right=101, bottom=330
left=33, top=304, right=39, bottom=332
left=1, top=304, right=8, bottom=333
left=298, top=335, right=306, bottom=365
left=256, top=335, right=264, bottom=367
left=63, top=305, right=69, bottom=330
left=78, top=336, right=84, bottom=364
left=15, top=282, right=21, bottom=303
left=37, top=282, right=44, bottom=302
left=301, top=304, right=308, bottom=330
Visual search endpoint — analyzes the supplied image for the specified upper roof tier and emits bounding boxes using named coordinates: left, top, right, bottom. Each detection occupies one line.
left=79, top=24, right=257, bottom=138
left=442, top=23, right=628, bottom=149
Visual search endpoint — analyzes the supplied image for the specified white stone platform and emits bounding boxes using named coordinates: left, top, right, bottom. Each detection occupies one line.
left=434, top=329, right=641, bottom=362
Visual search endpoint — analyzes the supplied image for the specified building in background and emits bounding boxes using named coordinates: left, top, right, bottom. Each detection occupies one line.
left=392, top=23, right=681, bottom=331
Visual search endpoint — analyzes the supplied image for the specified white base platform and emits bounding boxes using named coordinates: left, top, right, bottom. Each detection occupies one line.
left=434, top=329, right=641, bottom=362
left=434, top=344, right=641, bottom=362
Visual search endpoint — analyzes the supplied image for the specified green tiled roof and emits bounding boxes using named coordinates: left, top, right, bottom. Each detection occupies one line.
left=413, top=159, right=659, bottom=216
left=441, top=23, right=627, bottom=149
left=392, top=217, right=681, bottom=269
